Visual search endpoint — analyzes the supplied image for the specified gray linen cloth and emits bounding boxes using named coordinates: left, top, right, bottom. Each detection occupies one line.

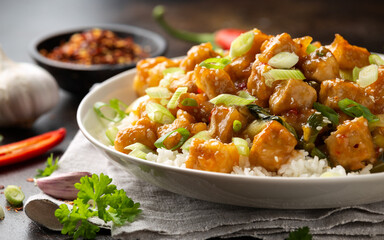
left=25, top=131, right=384, bottom=240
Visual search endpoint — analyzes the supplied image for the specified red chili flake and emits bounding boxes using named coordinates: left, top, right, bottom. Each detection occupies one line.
left=0, top=185, right=4, bottom=190
left=26, top=178, right=34, bottom=182
left=41, top=28, right=149, bottom=65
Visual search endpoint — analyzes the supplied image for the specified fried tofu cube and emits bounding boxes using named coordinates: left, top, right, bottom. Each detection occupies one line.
left=249, top=120, right=297, bottom=172
left=327, top=34, right=370, bottom=70
left=180, top=42, right=220, bottom=72
left=186, top=138, right=239, bottom=173
left=269, top=79, right=317, bottom=115
left=325, top=117, right=376, bottom=171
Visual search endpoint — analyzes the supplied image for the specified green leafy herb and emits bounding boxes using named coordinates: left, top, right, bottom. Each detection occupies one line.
left=247, top=104, right=298, bottom=139
left=338, top=98, right=379, bottom=123
left=313, top=102, right=339, bottom=126
left=55, top=173, right=141, bottom=240
left=35, top=154, right=59, bottom=178
left=287, top=226, right=312, bottom=240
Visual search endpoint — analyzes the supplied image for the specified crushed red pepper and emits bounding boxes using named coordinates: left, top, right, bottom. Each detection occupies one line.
left=40, top=28, right=149, bottom=65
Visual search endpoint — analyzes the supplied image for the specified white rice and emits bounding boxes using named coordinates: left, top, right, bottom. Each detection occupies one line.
left=145, top=148, right=373, bottom=178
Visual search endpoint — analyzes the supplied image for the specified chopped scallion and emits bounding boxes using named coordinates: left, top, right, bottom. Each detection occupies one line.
left=145, top=87, right=171, bottom=99
left=199, top=57, right=231, bottom=69
left=339, top=69, right=353, bottom=81
left=146, top=102, right=175, bottom=124
left=210, top=94, right=255, bottom=106
left=352, top=66, right=361, bottom=82
left=94, top=99, right=128, bottom=122
left=267, top=52, right=299, bottom=69
left=163, top=67, right=185, bottom=75
left=125, top=142, right=153, bottom=153
left=232, top=137, right=250, bottom=156
left=369, top=54, right=384, bottom=66
left=233, top=120, right=242, bottom=132
left=229, top=30, right=254, bottom=59
left=263, top=69, right=305, bottom=87
left=181, top=130, right=211, bottom=151
left=128, top=148, right=149, bottom=160
left=306, top=44, right=318, bottom=54
left=181, top=98, right=198, bottom=107
left=338, top=98, right=379, bottom=123
left=313, top=102, right=339, bottom=126
left=154, top=128, right=190, bottom=150
left=167, top=87, right=188, bottom=109
left=105, top=126, right=119, bottom=145
left=237, top=90, right=256, bottom=101
left=356, top=64, right=378, bottom=88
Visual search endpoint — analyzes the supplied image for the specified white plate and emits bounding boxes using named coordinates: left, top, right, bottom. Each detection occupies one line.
left=77, top=68, right=384, bottom=209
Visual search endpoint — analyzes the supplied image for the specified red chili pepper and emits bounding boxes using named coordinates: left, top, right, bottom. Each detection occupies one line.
left=0, top=128, right=66, bottom=167
left=153, top=6, right=244, bottom=50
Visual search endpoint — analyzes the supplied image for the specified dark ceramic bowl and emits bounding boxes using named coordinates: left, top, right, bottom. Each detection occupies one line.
left=29, top=24, right=167, bottom=96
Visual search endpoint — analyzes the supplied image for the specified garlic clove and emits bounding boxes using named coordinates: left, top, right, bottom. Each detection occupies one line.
left=36, top=172, right=92, bottom=200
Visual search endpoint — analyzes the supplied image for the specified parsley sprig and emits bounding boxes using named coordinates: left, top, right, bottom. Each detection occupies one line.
left=35, top=154, right=59, bottom=178
left=55, top=173, right=141, bottom=239
left=287, top=226, right=312, bottom=240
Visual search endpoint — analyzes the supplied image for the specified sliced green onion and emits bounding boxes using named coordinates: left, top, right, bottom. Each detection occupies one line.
left=167, top=87, right=188, bottom=109
left=229, top=30, right=254, bottom=59
left=311, top=147, right=327, bottom=159
left=352, top=66, right=361, bottom=82
left=232, top=137, right=250, bottom=156
left=160, top=98, right=169, bottom=106
left=181, top=130, right=211, bottom=151
left=145, top=87, right=171, bottom=99
left=338, top=98, right=379, bottom=123
left=181, top=98, right=198, bottom=107
left=4, top=185, right=25, bottom=206
left=306, top=44, right=318, bottom=54
left=263, top=69, right=305, bottom=87
left=199, top=57, right=231, bottom=69
left=129, top=148, right=149, bottom=160
left=125, top=142, right=153, bottom=153
left=105, top=126, right=119, bottom=145
left=369, top=54, right=384, bottom=66
left=94, top=99, right=128, bottom=122
left=163, top=67, right=184, bottom=75
left=233, top=120, right=242, bottom=132
left=313, top=102, right=339, bottom=126
left=237, top=90, right=256, bottom=101
left=210, top=94, right=255, bottom=106
left=244, top=119, right=267, bottom=138
left=146, top=102, right=175, bottom=124
left=268, top=52, right=299, bottom=69
left=339, top=69, right=353, bottom=81
left=154, top=128, right=190, bottom=150
left=356, top=64, right=378, bottom=88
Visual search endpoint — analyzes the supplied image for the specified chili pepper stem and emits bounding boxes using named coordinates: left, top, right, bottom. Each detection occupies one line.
left=153, top=5, right=215, bottom=45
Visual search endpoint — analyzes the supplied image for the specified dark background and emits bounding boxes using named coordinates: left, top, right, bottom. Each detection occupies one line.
left=0, top=0, right=383, bottom=239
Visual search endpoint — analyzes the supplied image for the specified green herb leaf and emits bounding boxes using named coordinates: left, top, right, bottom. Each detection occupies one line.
left=287, top=226, right=312, bottom=240
left=338, top=98, right=379, bottom=123
left=313, top=102, right=339, bottom=126
left=35, top=154, right=59, bottom=178
left=55, top=173, right=141, bottom=239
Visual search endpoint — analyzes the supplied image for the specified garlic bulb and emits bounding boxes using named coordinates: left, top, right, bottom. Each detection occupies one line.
left=0, top=47, right=59, bottom=127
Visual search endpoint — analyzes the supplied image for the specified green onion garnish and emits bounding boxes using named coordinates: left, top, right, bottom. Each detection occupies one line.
left=181, top=130, right=211, bottom=151
left=181, top=98, right=198, bottom=107
left=369, top=54, right=384, bottom=66
left=233, top=120, right=242, bottom=132
left=311, top=147, right=327, bottom=159
left=229, top=30, right=254, bottom=59
left=237, top=90, right=256, bottom=101
left=267, top=52, right=299, bottom=69
left=145, top=87, right=171, bottom=99
left=263, top=69, right=305, bottom=87
left=129, top=148, right=149, bottom=159
left=167, top=87, right=188, bottom=109
left=339, top=69, right=353, bottom=81
left=154, top=128, right=190, bottom=150
left=105, top=126, right=119, bottom=145
left=232, top=137, right=250, bottom=156
left=313, top=102, right=339, bottom=126
left=93, top=99, right=128, bottom=122
left=306, top=44, right=318, bottom=54
left=352, top=66, right=361, bottom=82
left=356, top=64, right=378, bottom=88
left=146, top=102, right=175, bottom=124
left=338, top=98, right=379, bottom=123
left=163, top=67, right=185, bottom=75
left=126, top=143, right=153, bottom=160
left=210, top=94, right=255, bottom=106
left=199, top=57, right=231, bottom=69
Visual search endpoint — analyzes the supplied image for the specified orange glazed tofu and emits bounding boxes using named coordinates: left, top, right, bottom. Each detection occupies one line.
left=325, top=117, right=376, bottom=171
left=249, top=120, right=297, bottom=172
left=180, top=42, right=220, bottom=72
left=186, top=138, right=240, bottom=173
left=327, top=34, right=370, bottom=70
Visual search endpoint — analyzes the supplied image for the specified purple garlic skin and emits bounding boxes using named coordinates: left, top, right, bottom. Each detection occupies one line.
left=36, top=172, right=92, bottom=200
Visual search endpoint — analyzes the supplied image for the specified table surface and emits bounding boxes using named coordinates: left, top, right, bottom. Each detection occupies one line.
left=1, top=0, right=384, bottom=239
